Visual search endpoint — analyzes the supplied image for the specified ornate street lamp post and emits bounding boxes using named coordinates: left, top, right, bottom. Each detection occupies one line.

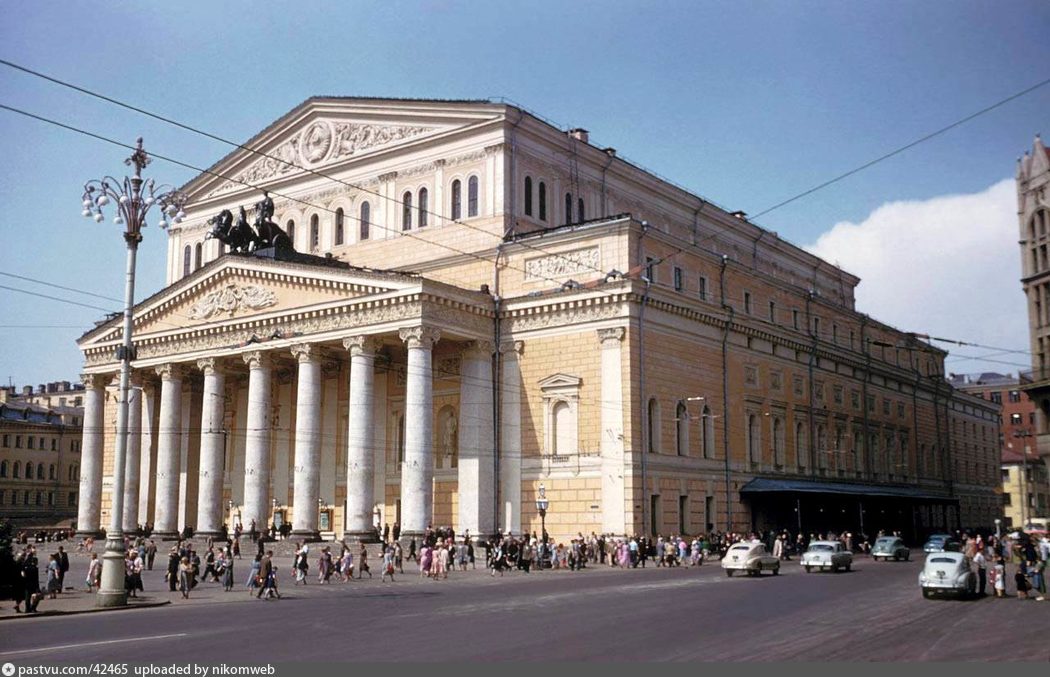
left=81, top=138, right=187, bottom=607
left=536, top=483, right=549, bottom=545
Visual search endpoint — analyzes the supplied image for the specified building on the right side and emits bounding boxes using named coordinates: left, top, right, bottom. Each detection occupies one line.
left=1016, top=135, right=1050, bottom=494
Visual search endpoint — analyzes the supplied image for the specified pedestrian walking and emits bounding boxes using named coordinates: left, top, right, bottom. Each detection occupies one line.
left=21, top=549, right=42, bottom=613
left=126, top=551, right=144, bottom=598
left=993, top=557, right=1006, bottom=598
left=973, top=550, right=987, bottom=596
left=85, top=552, right=101, bottom=591
left=246, top=554, right=262, bottom=593
left=57, top=546, right=69, bottom=592
left=46, top=553, right=61, bottom=599
left=178, top=556, right=192, bottom=599
left=358, top=543, right=372, bottom=578
left=146, top=540, right=157, bottom=570
left=381, top=546, right=396, bottom=582
left=221, top=549, right=235, bottom=592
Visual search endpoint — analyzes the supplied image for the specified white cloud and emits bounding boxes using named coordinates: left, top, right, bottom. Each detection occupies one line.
left=805, top=179, right=1030, bottom=376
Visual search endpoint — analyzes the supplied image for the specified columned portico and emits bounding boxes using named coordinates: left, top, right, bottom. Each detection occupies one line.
left=153, top=364, right=184, bottom=539
left=121, top=378, right=142, bottom=533
left=343, top=335, right=379, bottom=540
left=458, top=340, right=495, bottom=538
left=290, top=344, right=322, bottom=540
left=399, top=326, right=440, bottom=539
left=242, top=350, right=273, bottom=533
left=196, top=358, right=226, bottom=537
left=76, top=373, right=106, bottom=537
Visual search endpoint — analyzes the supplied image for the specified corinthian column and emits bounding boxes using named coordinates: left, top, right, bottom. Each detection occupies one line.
left=399, top=326, right=440, bottom=539
left=458, top=340, right=495, bottom=538
left=499, top=341, right=523, bottom=535
left=343, top=335, right=378, bottom=540
left=76, top=373, right=106, bottom=537
left=290, top=344, right=322, bottom=540
left=598, top=327, right=627, bottom=534
left=242, top=351, right=273, bottom=534
left=121, top=377, right=142, bottom=533
left=153, top=364, right=184, bottom=539
left=196, top=358, right=226, bottom=537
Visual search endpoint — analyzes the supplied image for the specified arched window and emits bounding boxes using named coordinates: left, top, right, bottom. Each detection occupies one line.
left=23, top=491, right=29, bottom=506
left=796, top=422, right=807, bottom=468
left=49, top=464, right=55, bottom=480
left=182, top=245, right=191, bottom=277
left=773, top=417, right=785, bottom=467
left=402, top=191, right=413, bottom=231
left=12, top=461, right=20, bottom=479
left=25, top=462, right=33, bottom=479
left=578, top=197, right=585, bottom=223
left=418, top=188, right=429, bottom=227
left=552, top=401, right=575, bottom=456
left=539, top=181, right=547, bottom=221
left=36, top=464, right=44, bottom=480
left=35, top=491, right=42, bottom=506
left=676, top=401, right=689, bottom=456
left=194, top=242, right=203, bottom=270
left=701, top=405, right=714, bottom=459
left=310, top=214, right=320, bottom=251
left=451, top=179, right=462, bottom=220
left=524, top=177, right=533, bottom=216
left=359, top=203, right=370, bottom=240
left=747, top=414, right=760, bottom=465
left=565, top=193, right=573, bottom=225
left=286, top=220, right=296, bottom=246
left=647, top=398, right=660, bottom=453
left=467, top=176, right=479, bottom=217
left=0, top=460, right=7, bottom=477
left=816, top=425, right=828, bottom=469
left=334, top=208, right=344, bottom=245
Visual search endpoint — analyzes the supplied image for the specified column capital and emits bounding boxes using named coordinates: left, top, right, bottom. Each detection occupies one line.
left=196, top=357, right=225, bottom=375
left=80, top=373, right=107, bottom=390
left=499, top=340, right=524, bottom=356
left=378, top=170, right=399, bottom=182
left=342, top=335, right=380, bottom=357
left=154, top=363, right=185, bottom=381
left=290, top=343, right=319, bottom=364
left=400, top=326, right=441, bottom=350
left=597, top=327, right=626, bottom=345
left=243, top=350, right=271, bottom=369
left=463, top=340, right=496, bottom=359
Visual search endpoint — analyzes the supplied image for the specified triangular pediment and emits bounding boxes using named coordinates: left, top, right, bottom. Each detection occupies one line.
left=79, top=255, right=418, bottom=347
left=183, top=97, right=506, bottom=203
left=538, top=373, right=583, bottom=389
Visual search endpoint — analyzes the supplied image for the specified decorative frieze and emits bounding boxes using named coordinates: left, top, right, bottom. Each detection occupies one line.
left=524, top=247, right=601, bottom=281
left=187, top=284, right=278, bottom=320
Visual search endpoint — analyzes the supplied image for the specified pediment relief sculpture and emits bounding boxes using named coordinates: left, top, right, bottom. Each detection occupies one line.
left=187, top=283, right=278, bottom=320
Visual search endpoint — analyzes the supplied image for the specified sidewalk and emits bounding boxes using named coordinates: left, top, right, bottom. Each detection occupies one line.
left=0, top=589, right=169, bottom=620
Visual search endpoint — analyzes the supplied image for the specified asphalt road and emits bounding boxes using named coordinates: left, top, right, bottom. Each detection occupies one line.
left=1, top=553, right=1047, bottom=662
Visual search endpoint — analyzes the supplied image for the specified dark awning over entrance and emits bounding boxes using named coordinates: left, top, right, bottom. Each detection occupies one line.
left=739, top=477, right=957, bottom=503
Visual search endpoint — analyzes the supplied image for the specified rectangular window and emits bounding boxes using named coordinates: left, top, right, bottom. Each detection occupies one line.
left=1009, top=390, right=1021, bottom=403
left=850, top=330, right=855, bottom=350
left=1011, top=413, right=1023, bottom=425
left=679, top=495, right=689, bottom=535
left=769, top=301, right=776, bottom=323
left=792, top=309, right=800, bottom=330
left=698, top=276, right=707, bottom=301
left=851, top=390, right=860, bottom=409
left=646, top=257, right=657, bottom=284
left=673, top=266, right=683, bottom=292
left=1, top=434, right=7, bottom=447
left=69, top=492, right=77, bottom=507
left=813, top=316, right=821, bottom=337
left=832, top=324, right=838, bottom=344
left=705, top=496, right=715, bottom=532
left=990, top=392, right=1002, bottom=404
left=744, top=292, right=752, bottom=314
left=50, top=439, right=56, bottom=451
left=650, top=494, right=660, bottom=535
left=27, top=437, right=34, bottom=450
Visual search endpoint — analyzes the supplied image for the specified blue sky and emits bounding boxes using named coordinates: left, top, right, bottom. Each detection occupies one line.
left=0, top=0, right=1048, bottom=386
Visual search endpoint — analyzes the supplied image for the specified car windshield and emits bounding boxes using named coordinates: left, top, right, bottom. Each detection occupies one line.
left=875, top=538, right=895, bottom=545
left=809, top=544, right=834, bottom=551
left=926, top=537, right=946, bottom=543
left=929, top=557, right=956, bottom=563
left=731, top=545, right=750, bottom=551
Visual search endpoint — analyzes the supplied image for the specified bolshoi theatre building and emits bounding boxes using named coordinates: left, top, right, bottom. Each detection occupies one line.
left=74, top=98, right=1000, bottom=543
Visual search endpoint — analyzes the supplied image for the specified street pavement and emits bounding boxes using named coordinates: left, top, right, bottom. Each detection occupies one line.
left=1, top=548, right=1047, bottom=662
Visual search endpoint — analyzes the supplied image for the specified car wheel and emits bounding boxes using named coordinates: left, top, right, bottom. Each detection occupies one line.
left=903, top=552, right=909, bottom=561
left=894, top=554, right=900, bottom=562
left=772, top=566, right=779, bottom=576
left=726, top=569, right=733, bottom=577
left=845, top=562, right=851, bottom=572
left=922, top=589, right=931, bottom=599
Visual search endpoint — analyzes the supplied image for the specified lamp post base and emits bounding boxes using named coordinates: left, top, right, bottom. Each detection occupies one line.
left=95, top=538, right=128, bottom=607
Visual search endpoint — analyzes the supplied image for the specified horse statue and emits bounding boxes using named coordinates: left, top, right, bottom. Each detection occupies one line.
left=253, top=192, right=293, bottom=251
left=206, top=207, right=260, bottom=254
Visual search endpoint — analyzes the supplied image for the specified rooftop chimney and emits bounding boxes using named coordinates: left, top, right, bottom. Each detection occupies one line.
left=23, top=386, right=32, bottom=397
left=568, top=128, right=589, bottom=144
left=730, top=211, right=748, bottom=220
left=603, top=147, right=617, bottom=157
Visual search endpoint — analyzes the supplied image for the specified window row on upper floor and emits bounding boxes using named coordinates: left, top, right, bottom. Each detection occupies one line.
left=1, top=434, right=79, bottom=453
left=0, top=488, right=73, bottom=508
left=0, top=459, right=79, bottom=481
left=522, top=175, right=588, bottom=225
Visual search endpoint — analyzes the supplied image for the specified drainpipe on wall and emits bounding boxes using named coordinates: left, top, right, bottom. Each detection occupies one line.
left=491, top=242, right=505, bottom=539
left=636, top=219, right=652, bottom=536
left=860, top=316, right=872, bottom=478
left=719, top=254, right=733, bottom=532
left=805, top=289, right=817, bottom=473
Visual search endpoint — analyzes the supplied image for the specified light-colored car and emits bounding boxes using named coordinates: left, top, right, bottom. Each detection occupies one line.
left=721, top=541, right=780, bottom=577
left=801, top=540, right=853, bottom=572
left=919, top=552, right=976, bottom=599
left=871, top=536, right=910, bottom=561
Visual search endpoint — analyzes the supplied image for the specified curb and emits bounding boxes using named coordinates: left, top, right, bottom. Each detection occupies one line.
left=0, top=599, right=170, bottom=620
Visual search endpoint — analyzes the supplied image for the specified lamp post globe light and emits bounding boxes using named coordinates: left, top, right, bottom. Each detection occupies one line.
left=536, top=483, right=549, bottom=545
left=81, top=138, right=187, bottom=607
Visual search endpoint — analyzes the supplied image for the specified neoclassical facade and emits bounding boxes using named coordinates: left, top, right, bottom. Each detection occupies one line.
left=76, top=98, right=999, bottom=542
